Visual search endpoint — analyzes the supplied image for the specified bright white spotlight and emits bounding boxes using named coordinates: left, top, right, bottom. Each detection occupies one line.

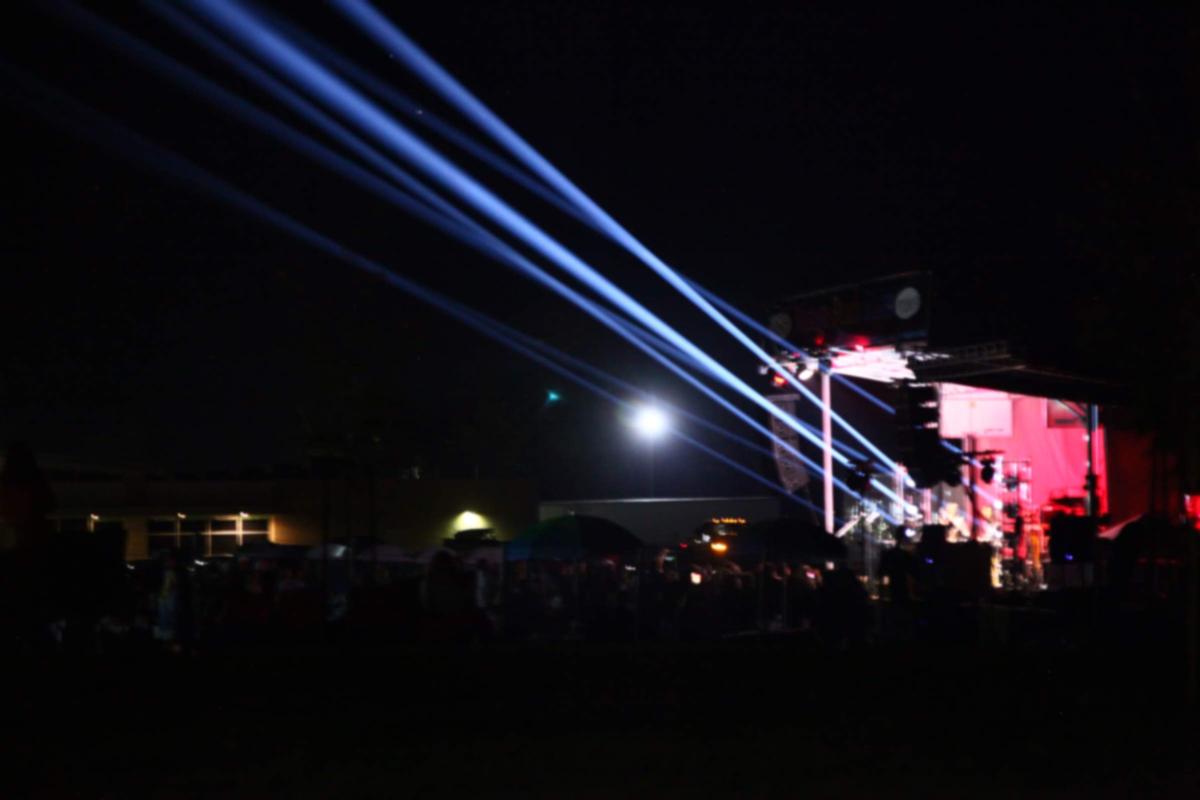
left=632, top=405, right=670, bottom=439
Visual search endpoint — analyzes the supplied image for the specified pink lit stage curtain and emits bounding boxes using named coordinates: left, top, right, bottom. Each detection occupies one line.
left=973, top=395, right=1106, bottom=513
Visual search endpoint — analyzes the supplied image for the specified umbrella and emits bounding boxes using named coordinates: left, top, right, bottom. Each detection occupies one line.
left=729, top=518, right=847, bottom=563
left=306, top=543, right=348, bottom=560
left=355, top=544, right=420, bottom=564
left=237, top=541, right=309, bottom=560
left=1098, top=514, right=1144, bottom=541
left=505, top=515, right=642, bottom=562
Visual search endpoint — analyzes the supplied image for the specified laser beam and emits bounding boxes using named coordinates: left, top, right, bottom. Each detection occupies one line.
left=3, top=66, right=821, bottom=518
left=182, top=0, right=881, bottom=490
left=333, top=0, right=904, bottom=473
left=72, top=2, right=864, bottom=501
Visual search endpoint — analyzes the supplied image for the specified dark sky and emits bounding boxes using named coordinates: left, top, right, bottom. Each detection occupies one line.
left=1, top=1, right=1196, bottom=497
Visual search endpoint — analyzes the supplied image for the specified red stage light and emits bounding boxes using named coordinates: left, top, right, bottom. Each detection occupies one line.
left=771, top=373, right=788, bottom=388
left=1186, top=495, right=1200, bottom=531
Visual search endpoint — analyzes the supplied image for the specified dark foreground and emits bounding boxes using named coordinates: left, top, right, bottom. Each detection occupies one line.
left=7, top=640, right=1199, bottom=799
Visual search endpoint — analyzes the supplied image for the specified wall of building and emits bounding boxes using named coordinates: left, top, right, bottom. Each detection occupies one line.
left=539, top=496, right=786, bottom=546
left=43, top=476, right=538, bottom=559
left=268, top=477, right=538, bottom=551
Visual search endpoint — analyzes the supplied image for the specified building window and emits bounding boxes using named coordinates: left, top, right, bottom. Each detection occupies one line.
left=140, top=515, right=272, bottom=558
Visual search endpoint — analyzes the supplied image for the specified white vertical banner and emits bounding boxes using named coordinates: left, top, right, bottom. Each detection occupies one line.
left=767, top=395, right=810, bottom=494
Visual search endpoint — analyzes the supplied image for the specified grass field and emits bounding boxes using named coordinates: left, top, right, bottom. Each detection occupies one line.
left=6, top=637, right=1199, bottom=798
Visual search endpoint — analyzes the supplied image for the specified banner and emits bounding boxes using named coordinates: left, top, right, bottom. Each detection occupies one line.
left=768, top=395, right=810, bottom=493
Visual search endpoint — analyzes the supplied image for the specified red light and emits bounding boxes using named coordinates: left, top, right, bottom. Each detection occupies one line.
left=679, top=542, right=688, bottom=549
left=771, top=373, right=787, bottom=388
left=1187, top=496, right=1200, bottom=531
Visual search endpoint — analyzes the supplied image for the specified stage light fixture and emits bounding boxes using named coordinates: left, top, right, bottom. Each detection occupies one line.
left=632, top=405, right=670, bottom=440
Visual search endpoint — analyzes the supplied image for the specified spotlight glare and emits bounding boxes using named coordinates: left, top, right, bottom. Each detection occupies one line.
left=632, top=405, right=669, bottom=439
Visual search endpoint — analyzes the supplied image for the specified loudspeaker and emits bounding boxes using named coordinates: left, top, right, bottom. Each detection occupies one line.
left=917, top=524, right=947, bottom=551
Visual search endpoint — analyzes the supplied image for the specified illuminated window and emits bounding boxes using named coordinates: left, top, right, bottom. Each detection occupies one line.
left=147, top=519, right=176, bottom=534
left=181, top=519, right=209, bottom=534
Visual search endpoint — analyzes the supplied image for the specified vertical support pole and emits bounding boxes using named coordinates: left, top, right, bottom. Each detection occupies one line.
left=922, top=488, right=933, bottom=524
left=967, top=434, right=978, bottom=541
left=1085, top=403, right=1099, bottom=517
left=821, top=362, right=834, bottom=534
left=895, top=464, right=906, bottom=525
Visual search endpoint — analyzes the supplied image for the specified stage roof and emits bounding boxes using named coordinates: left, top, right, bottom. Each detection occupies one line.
left=770, top=273, right=1125, bottom=403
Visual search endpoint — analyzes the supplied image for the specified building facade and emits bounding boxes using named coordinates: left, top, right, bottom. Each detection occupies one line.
left=34, top=469, right=537, bottom=560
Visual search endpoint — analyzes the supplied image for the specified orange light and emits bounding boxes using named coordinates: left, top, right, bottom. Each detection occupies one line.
left=710, top=540, right=729, bottom=555
left=771, top=373, right=787, bottom=388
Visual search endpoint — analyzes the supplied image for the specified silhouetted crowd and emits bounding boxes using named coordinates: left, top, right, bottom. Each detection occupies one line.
left=5, top=514, right=1197, bottom=657
left=0, top=543, right=888, bottom=655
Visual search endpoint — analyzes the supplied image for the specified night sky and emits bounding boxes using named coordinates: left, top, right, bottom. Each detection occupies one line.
left=2, top=2, right=1196, bottom=497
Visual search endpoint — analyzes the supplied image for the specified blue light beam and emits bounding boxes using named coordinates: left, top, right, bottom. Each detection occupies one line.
left=5, top=66, right=821, bottom=519
left=184, top=0, right=881, bottom=488
left=333, top=0, right=903, bottom=472
left=72, top=3, right=863, bottom=501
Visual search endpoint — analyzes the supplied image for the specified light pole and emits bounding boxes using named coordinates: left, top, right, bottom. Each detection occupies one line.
left=820, top=360, right=834, bottom=534
left=631, top=404, right=670, bottom=498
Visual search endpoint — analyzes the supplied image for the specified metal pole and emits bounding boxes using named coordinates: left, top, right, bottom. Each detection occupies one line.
left=821, top=364, right=834, bottom=534
left=1085, top=403, right=1099, bottom=517
left=967, top=435, right=978, bottom=541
